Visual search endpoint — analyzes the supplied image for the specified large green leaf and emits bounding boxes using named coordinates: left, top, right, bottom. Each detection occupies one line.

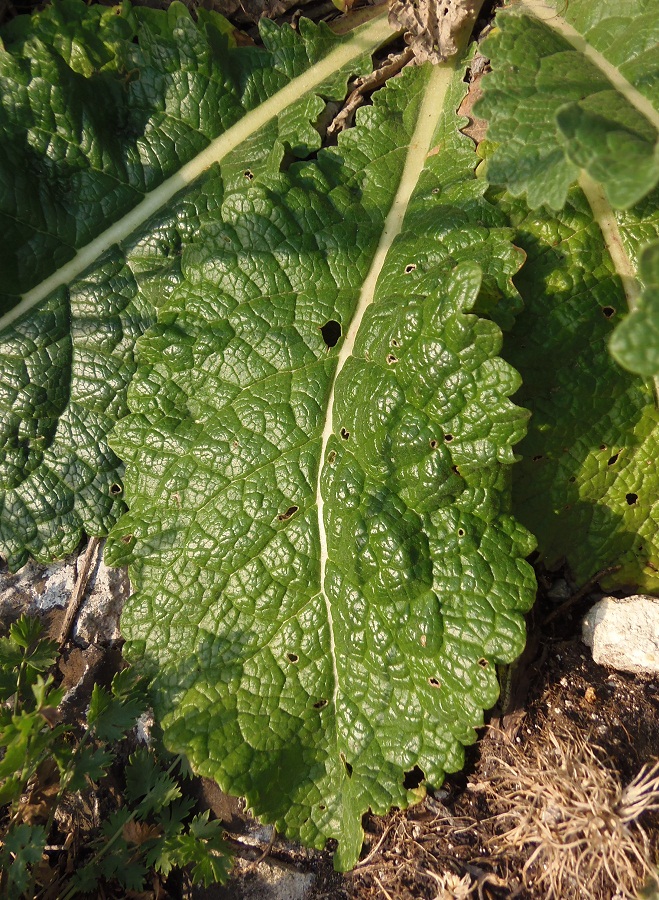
left=105, top=60, right=536, bottom=870
left=492, top=179, right=659, bottom=590
left=477, top=0, right=659, bottom=211
left=477, top=1, right=659, bottom=379
left=475, top=0, right=659, bottom=582
left=0, top=0, right=391, bottom=568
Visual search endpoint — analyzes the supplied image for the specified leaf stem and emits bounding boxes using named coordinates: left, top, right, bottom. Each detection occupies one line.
left=58, top=537, right=101, bottom=649
left=517, top=0, right=659, bottom=133
left=579, top=170, right=659, bottom=403
left=13, top=661, right=24, bottom=717
left=578, top=172, right=641, bottom=310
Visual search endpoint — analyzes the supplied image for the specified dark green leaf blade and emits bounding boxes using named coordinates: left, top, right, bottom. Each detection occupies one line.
left=0, top=1, right=391, bottom=568
left=155, top=815, right=231, bottom=887
left=65, top=746, right=114, bottom=791
left=87, top=675, right=146, bottom=742
left=0, top=824, right=47, bottom=897
left=8, top=614, right=43, bottom=649
left=478, top=0, right=659, bottom=211
left=0, top=636, right=25, bottom=671
left=107, top=61, right=535, bottom=869
left=125, top=748, right=181, bottom=814
left=493, top=183, right=659, bottom=590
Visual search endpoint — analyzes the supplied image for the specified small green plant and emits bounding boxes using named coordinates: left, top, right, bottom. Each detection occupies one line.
left=0, top=615, right=232, bottom=898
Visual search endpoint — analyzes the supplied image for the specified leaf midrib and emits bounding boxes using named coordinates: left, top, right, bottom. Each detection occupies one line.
left=0, top=14, right=393, bottom=335
left=315, top=61, right=461, bottom=718
left=518, top=0, right=659, bottom=132
left=578, top=171, right=659, bottom=403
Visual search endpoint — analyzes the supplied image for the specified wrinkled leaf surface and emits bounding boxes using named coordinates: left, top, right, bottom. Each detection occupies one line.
left=494, top=182, right=659, bottom=590
left=610, top=239, right=659, bottom=377
left=0, top=0, right=387, bottom=568
left=478, top=0, right=659, bottom=211
left=106, top=61, right=536, bottom=869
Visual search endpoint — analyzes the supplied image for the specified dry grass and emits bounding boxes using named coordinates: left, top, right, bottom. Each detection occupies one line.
left=348, top=801, right=515, bottom=900
left=480, top=723, right=659, bottom=899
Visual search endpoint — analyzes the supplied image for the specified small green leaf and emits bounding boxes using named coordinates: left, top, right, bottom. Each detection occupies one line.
left=69, top=864, right=99, bottom=895
left=84, top=820, right=149, bottom=891
left=0, top=710, right=69, bottom=790
left=191, top=851, right=233, bottom=888
left=31, top=674, right=64, bottom=710
left=74, top=842, right=147, bottom=894
left=0, top=775, right=23, bottom=806
left=87, top=674, right=145, bottom=742
left=0, top=636, right=25, bottom=670
left=65, top=746, right=114, bottom=791
left=154, top=815, right=231, bottom=887
left=9, top=615, right=43, bottom=649
left=183, top=835, right=232, bottom=887
left=111, top=667, right=150, bottom=705
left=0, top=718, right=35, bottom=777
left=188, top=809, right=225, bottom=841
left=100, top=808, right=133, bottom=841
left=610, top=240, right=659, bottom=376
left=125, top=748, right=181, bottom=815
left=0, top=671, right=18, bottom=703
left=0, top=823, right=47, bottom=896
left=24, top=639, right=59, bottom=674
left=87, top=684, right=112, bottom=726
left=151, top=844, right=176, bottom=879
left=1, top=616, right=58, bottom=676
left=114, top=860, right=148, bottom=892
left=155, top=796, right=196, bottom=837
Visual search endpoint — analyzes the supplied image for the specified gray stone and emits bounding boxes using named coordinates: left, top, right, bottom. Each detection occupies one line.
left=546, top=577, right=571, bottom=602
left=0, top=542, right=129, bottom=645
left=234, top=859, right=314, bottom=900
left=191, top=857, right=315, bottom=900
left=582, top=595, right=659, bottom=675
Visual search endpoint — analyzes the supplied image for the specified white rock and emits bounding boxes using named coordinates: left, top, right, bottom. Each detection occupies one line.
left=229, top=858, right=314, bottom=900
left=582, top=595, right=659, bottom=675
left=0, top=542, right=129, bottom=645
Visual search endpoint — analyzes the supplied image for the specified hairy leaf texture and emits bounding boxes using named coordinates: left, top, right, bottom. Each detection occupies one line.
left=105, top=62, right=536, bottom=869
left=478, top=0, right=659, bottom=211
left=0, top=0, right=390, bottom=568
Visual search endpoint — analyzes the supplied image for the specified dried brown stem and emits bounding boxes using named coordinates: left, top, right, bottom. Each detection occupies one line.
left=543, top=564, right=621, bottom=625
left=327, top=46, right=414, bottom=136
left=58, top=537, right=102, bottom=649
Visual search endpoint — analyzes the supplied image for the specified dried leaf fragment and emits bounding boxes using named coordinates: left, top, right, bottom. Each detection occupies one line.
left=123, top=820, right=163, bottom=846
left=389, top=0, right=484, bottom=64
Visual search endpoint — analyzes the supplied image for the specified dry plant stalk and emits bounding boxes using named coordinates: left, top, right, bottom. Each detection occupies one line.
left=350, top=805, right=503, bottom=900
left=482, top=724, right=659, bottom=899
